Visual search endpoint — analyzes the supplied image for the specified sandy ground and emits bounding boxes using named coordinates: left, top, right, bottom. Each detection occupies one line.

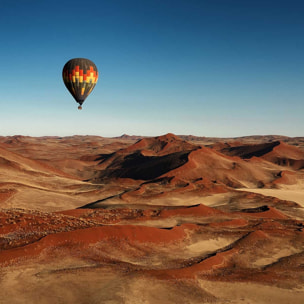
left=238, top=187, right=304, bottom=207
left=1, top=262, right=303, bottom=304
left=200, top=280, right=304, bottom=304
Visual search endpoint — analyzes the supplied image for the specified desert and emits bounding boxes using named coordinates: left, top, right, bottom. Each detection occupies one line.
left=0, top=133, right=303, bottom=303
left=2, top=0, right=304, bottom=302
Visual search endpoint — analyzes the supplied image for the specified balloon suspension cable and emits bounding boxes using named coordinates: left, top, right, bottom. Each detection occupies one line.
left=78, top=105, right=82, bottom=110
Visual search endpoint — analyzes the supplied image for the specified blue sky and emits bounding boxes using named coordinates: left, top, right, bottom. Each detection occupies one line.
left=0, top=0, right=303, bottom=137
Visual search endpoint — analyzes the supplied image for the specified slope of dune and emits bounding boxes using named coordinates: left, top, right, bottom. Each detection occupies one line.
left=217, top=141, right=281, bottom=158
left=161, top=146, right=276, bottom=188
left=122, top=133, right=197, bottom=156
left=0, top=146, right=73, bottom=178
left=261, top=141, right=304, bottom=169
left=217, top=140, right=304, bottom=170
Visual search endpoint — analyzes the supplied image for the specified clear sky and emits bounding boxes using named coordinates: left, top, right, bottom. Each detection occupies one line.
left=1, top=0, right=303, bottom=137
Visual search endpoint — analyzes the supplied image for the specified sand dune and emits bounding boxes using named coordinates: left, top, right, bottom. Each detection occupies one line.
left=0, top=133, right=303, bottom=303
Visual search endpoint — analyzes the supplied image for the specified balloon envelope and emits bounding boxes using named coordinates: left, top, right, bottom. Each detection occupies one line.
left=62, top=58, right=98, bottom=108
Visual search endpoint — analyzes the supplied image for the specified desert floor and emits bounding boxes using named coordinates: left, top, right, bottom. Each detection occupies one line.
left=0, top=134, right=303, bottom=304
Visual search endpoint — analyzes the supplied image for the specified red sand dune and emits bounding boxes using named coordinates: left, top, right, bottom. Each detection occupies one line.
left=218, top=140, right=304, bottom=170
left=159, top=204, right=224, bottom=218
left=121, top=133, right=197, bottom=156
left=261, top=141, right=304, bottom=170
left=238, top=206, right=289, bottom=219
left=147, top=248, right=239, bottom=279
left=0, top=146, right=75, bottom=179
left=161, top=146, right=275, bottom=188
left=0, top=224, right=195, bottom=266
left=210, top=218, right=249, bottom=228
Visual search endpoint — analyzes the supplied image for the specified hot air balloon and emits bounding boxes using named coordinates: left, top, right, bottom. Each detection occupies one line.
left=62, top=58, right=98, bottom=110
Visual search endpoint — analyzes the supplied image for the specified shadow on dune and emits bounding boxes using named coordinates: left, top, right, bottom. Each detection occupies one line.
left=95, top=151, right=191, bottom=181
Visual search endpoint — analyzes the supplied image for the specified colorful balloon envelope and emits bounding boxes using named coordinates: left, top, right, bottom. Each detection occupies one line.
left=62, top=58, right=98, bottom=109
